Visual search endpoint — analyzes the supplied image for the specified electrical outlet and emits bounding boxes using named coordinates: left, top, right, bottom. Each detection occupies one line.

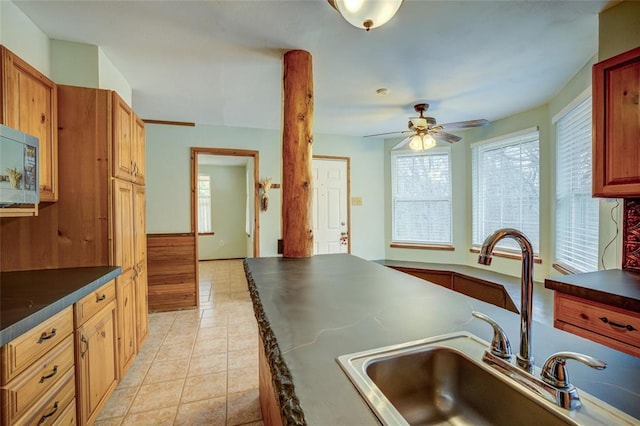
left=351, top=196, right=363, bottom=206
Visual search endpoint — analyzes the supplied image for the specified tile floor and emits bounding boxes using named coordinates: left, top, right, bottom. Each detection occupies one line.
left=95, top=260, right=263, bottom=426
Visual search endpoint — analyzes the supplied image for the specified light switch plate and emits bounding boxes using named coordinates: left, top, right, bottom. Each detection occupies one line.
left=351, top=196, right=363, bottom=206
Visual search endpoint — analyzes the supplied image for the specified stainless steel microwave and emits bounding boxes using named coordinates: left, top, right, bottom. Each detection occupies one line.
left=0, top=124, right=39, bottom=206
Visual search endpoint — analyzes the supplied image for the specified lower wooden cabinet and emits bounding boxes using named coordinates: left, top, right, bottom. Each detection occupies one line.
left=135, top=262, right=149, bottom=348
left=117, top=271, right=138, bottom=377
left=388, top=267, right=452, bottom=288
left=554, top=292, right=640, bottom=357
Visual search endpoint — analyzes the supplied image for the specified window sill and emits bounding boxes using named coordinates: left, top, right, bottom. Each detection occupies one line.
left=469, top=247, right=542, bottom=264
left=390, top=243, right=455, bottom=251
left=552, top=262, right=581, bottom=275
left=198, top=232, right=215, bottom=236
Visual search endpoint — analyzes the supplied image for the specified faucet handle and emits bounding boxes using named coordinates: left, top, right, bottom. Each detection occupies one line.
left=472, top=311, right=512, bottom=360
left=541, top=352, right=606, bottom=389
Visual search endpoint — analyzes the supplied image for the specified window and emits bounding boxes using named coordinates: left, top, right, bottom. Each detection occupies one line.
left=198, top=174, right=212, bottom=233
left=472, top=128, right=540, bottom=253
left=391, top=148, right=452, bottom=245
left=554, top=92, right=599, bottom=272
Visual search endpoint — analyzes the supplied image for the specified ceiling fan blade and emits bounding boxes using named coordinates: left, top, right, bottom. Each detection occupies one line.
left=392, top=135, right=412, bottom=150
left=439, top=119, right=489, bottom=130
left=430, top=130, right=462, bottom=144
left=363, top=130, right=412, bottom=138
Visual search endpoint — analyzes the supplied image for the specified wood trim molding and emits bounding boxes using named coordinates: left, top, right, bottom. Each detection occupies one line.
left=142, top=119, right=195, bottom=127
left=197, top=232, right=215, bottom=236
left=552, top=262, right=579, bottom=275
left=390, top=243, right=455, bottom=251
left=469, top=247, right=542, bottom=264
left=191, top=147, right=260, bottom=258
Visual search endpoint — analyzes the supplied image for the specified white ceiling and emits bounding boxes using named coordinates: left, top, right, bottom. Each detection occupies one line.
left=15, top=0, right=612, bottom=137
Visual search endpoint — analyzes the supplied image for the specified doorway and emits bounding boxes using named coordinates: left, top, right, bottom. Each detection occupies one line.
left=312, top=156, right=350, bottom=254
left=191, top=148, right=260, bottom=260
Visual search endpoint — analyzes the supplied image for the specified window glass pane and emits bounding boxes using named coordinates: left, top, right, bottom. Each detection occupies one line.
left=472, top=131, right=540, bottom=252
left=198, top=175, right=212, bottom=233
left=555, top=95, right=599, bottom=272
left=392, top=149, right=452, bottom=245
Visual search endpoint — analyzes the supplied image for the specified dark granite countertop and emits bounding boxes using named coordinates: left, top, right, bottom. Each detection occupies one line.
left=1, top=266, right=121, bottom=345
left=244, top=254, right=640, bottom=425
left=545, top=269, right=640, bottom=312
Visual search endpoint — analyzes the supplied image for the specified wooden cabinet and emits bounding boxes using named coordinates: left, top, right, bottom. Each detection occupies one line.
left=593, top=45, right=640, bottom=197
left=113, top=92, right=145, bottom=184
left=1, top=307, right=75, bottom=425
left=134, top=185, right=148, bottom=346
left=74, top=287, right=118, bottom=425
left=116, top=271, right=138, bottom=376
left=113, top=179, right=136, bottom=274
left=554, top=292, right=640, bottom=357
left=0, top=45, right=58, bottom=202
left=388, top=267, right=452, bottom=288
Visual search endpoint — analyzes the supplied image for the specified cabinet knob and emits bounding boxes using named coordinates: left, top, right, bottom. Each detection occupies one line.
left=599, top=317, right=637, bottom=331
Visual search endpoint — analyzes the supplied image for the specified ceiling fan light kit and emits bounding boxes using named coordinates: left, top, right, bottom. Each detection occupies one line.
left=328, top=0, right=404, bottom=31
left=409, top=133, right=437, bottom=151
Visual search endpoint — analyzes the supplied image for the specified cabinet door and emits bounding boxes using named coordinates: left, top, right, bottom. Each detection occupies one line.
left=113, top=179, right=135, bottom=273
left=135, top=263, right=149, bottom=347
left=133, top=184, right=146, bottom=265
left=133, top=115, right=146, bottom=185
left=75, top=299, right=118, bottom=425
left=112, top=92, right=134, bottom=181
left=116, top=271, right=137, bottom=377
left=1, top=46, right=58, bottom=202
left=593, top=46, right=640, bottom=197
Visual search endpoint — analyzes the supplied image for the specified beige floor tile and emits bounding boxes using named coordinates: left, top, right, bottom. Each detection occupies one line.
left=162, top=332, right=197, bottom=347
left=122, top=406, right=178, bottom=425
left=228, top=367, right=258, bottom=394
left=228, top=334, right=257, bottom=352
left=197, top=325, right=227, bottom=340
left=182, top=372, right=227, bottom=403
left=117, top=358, right=151, bottom=389
left=96, top=386, right=138, bottom=420
left=228, top=349, right=258, bottom=371
left=227, top=389, right=261, bottom=426
left=155, top=342, right=194, bottom=361
left=192, top=337, right=227, bottom=356
left=129, top=379, right=184, bottom=413
left=188, top=352, right=227, bottom=377
left=143, top=358, right=189, bottom=384
left=174, top=396, right=226, bottom=426
left=199, top=315, right=228, bottom=328
left=95, top=417, right=123, bottom=426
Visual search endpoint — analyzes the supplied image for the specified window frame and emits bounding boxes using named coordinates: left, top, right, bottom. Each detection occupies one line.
left=390, top=147, right=453, bottom=247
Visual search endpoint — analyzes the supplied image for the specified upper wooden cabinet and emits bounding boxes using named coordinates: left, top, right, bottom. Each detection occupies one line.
left=0, top=45, right=58, bottom=202
left=113, top=92, right=145, bottom=184
left=593, top=46, right=640, bottom=197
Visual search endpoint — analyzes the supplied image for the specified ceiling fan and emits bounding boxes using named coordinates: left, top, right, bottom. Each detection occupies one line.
left=364, top=103, right=489, bottom=150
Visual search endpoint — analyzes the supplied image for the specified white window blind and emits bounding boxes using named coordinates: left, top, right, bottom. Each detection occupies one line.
left=472, top=129, right=540, bottom=253
left=555, top=95, right=599, bottom=272
left=198, top=175, right=212, bottom=233
left=391, top=148, right=452, bottom=245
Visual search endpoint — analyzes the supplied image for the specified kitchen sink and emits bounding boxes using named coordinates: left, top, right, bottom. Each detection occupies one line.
left=337, top=332, right=637, bottom=426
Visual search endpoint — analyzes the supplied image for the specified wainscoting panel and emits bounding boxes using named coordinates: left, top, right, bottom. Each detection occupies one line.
left=146, top=233, right=198, bottom=311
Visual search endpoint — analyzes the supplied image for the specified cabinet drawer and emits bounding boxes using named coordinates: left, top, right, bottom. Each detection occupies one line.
left=1, top=307, right=73, bottom=382
left=74, top=279, right=116, bottom=326
left=9, top=366, right=75, bottom=426
left=52, top=398, right=76, bottom=426
left=555, top=293, right=640, bottom=348
left=1, top=334, right=74, bottom=422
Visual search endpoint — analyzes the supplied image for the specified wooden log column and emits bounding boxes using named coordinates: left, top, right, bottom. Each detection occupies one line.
left=282, top=50, right=314, bottom=258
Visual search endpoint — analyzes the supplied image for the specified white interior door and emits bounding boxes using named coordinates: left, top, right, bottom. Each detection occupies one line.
left=312, top=158, right=348, bottom=254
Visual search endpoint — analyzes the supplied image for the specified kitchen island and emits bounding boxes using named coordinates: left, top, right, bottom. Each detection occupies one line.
left=244, top=254, right=640, bottom=425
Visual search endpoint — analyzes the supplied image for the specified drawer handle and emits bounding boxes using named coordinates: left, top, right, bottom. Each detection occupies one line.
left=38, top=401, right=59, bottom=425
left=96, top=293, right=107, bottom=302
left=39, top=365, right=58, bottom=383
left=80, top=335, right=89, bottom=358
left=600, top=317, right=637, bottom=331
left=37, top=328, right=57, bottom=344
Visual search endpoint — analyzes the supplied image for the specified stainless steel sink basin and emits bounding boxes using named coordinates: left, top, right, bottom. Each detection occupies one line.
left=337, top=332, right=637, bottom=426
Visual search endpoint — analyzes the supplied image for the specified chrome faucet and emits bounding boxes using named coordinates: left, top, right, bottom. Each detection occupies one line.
left=477, top=228, right=535, bottom=373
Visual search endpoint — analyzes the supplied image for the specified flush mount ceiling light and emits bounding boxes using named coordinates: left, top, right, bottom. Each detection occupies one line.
left=328, top=0, right=404, bottom=31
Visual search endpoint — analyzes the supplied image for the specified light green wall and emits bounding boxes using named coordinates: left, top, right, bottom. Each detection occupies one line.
left=51, top=40, right=99, bottom=87
left=145, top=124, right=386, bottom=259
left=598, top=0, right=640, bottom=60
left=0, top=1, right=50, bottom=77
left=98, top=47, right=132, bottom=105
left=197, top=165, right=247, bottom=260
